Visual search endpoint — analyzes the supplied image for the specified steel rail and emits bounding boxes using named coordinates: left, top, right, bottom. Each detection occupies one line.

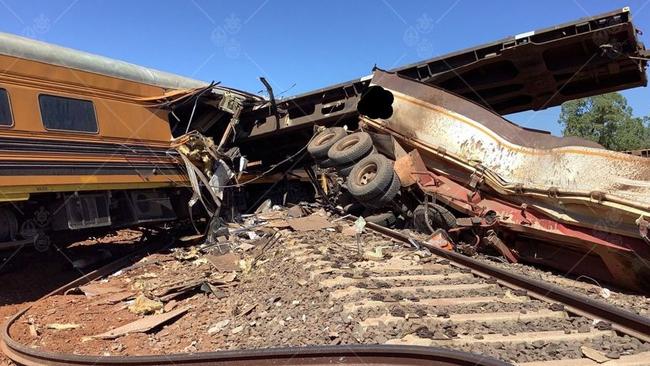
left=1, top=336, right=509, bottom=366
left=360, top=220, right=650, bottom=342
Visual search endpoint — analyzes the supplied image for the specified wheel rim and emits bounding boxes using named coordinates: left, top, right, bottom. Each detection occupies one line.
left=356, top=162, right=377, bottom=186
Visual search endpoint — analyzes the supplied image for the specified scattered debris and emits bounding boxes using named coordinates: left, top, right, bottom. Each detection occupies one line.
left=78, top=283, right=125, bottom=297
left=164, top=299, right=178, bottom=312
left=46, top=323, right=81, bottom=331
left=287, top=205, right=305, bottom=218
left=10, top=206, right=650, bottom=364
left=354, top=216, right=366, bottom=254
left=88, top=291, right=135, bottom=306
left=503, top=290, right=528, bottom=303
left=236, top=304, right=256, bottom=318
left=173, top=248, right=200, bottom=261
left=128, top=295, right=163, bottom=315
left=200, top=282, right=227, bottom=299
left=92, top=307, right=190, bottom=339
left=239, top=258, right=254, bottom=274
left=363, top=246, right=385, bottom=261
left=581, top=345, right=611, bottom=363
left=238, top=243, right=256, bottom=252
left=205, top=253, right=240, bottom=272
left=207, top=319, right=230, bottom=334
left=427, top=230, right=454, bottom=252
left=287, top=214, right=333, bottom=232
left=28, top=321, right=39, bottom=337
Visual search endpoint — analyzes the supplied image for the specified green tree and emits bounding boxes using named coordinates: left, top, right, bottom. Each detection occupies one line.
left=559, top=93, right=649, bottom=151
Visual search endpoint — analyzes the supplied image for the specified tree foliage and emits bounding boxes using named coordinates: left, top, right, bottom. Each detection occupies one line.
left=559, top=93, right=649, bottom=151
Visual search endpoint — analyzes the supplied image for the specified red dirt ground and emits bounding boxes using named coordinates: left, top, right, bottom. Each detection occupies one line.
left=0, top=230, right=142, bottom=365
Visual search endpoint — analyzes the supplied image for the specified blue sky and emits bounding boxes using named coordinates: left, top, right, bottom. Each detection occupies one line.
left=1, top=0, right=648, bottom=135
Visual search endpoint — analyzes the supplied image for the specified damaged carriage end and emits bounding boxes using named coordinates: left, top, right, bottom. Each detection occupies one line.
left=348, top=70, right=650, bottom=292
left=168, top=88, right=260, bottom=243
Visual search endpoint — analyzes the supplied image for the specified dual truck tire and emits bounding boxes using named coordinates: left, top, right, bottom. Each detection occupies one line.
left=308, top=128, right=401, bottom=227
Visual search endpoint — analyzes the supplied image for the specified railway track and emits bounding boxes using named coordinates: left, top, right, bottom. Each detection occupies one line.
left=289, top=221, right=650, bottom=365
left=2, top=214, right=649, bottom=365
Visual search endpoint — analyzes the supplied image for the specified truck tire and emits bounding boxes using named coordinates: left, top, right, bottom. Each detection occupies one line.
left=307, top=127, right=346, bottom=160
left=327, top=132, right=373, bottom=166
left=364, top=211, right=397, bottom=228
left=336, top=163, right=355, bottom=177
left=413, top=203, right=457, bottom=234
left=362, top=173, right=401, bottom=208
left=346, top=154, right=395, bottom=202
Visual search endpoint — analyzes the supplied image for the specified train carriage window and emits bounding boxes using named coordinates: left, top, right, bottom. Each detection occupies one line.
left=39, top=95, right=97, bottom=133
left=0, top=89, right=12, bottom=126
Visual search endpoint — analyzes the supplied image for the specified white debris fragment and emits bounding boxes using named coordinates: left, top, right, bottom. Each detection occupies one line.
left=354, top=216, right=366, bottom=234
left=208, top=319, right=230, bottom=334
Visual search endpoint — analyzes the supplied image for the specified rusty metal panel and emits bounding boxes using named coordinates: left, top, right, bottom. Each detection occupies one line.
left=362, top=70, right=650, bottom=240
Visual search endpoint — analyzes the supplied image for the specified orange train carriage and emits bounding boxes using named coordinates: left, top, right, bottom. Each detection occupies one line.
left=0, top=33, right=209, bottom=249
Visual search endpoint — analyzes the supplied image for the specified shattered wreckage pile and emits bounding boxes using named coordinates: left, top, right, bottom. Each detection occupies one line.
left=166, top=9, right=650, bottom=293
left=10, top=206, right=650, bottom=364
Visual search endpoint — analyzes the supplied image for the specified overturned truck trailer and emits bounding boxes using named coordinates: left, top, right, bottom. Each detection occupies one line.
left=356, top=70, right=650, bottom=291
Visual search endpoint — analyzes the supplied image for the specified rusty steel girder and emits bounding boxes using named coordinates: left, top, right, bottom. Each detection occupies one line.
left=362, top=70, right=650, bottom=291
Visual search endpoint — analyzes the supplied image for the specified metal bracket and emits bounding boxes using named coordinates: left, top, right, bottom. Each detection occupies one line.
left=520, top=203, right=532, bottom=225
left=218, top=92, right=241, bottom=115
left=468, top=165, right=486, bottom=189
left=590, top=190, right=606, bottom=203
left=514, top=183, right=525, bottom=195
left=483, top=230, right=518, bottom=263
left=217, top=94, right=243, bottom=150
left=414, top=171, right=441, bottom=188
left=467, top=190, right=482, bottom=205
left=547, top=187, right=560, bottom=199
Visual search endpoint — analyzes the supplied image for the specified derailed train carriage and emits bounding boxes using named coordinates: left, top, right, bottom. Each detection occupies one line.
left=0, top=32, right=259, bottom=249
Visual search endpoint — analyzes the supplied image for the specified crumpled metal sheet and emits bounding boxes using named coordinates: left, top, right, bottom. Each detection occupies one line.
left=174, top=132, right=233, bottom=217
left=364, top=70, right=650, bottom=235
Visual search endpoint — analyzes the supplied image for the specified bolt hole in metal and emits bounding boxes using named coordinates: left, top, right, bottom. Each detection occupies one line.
left=337, top=137, right=359, bottom=151
left=357, top=162, right=377, bottom=185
